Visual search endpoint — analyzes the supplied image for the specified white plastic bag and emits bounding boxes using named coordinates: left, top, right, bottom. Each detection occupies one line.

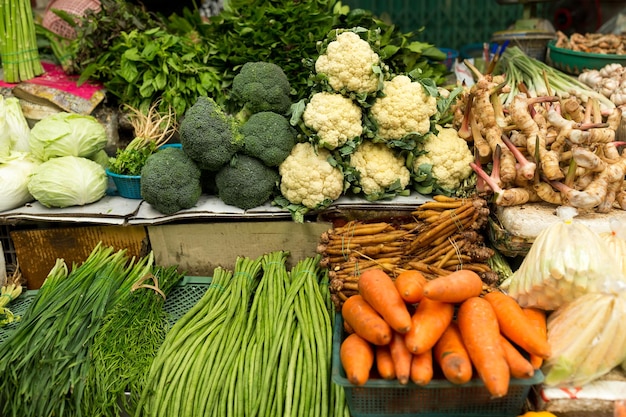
left=500, top=206, right=625, bottom=310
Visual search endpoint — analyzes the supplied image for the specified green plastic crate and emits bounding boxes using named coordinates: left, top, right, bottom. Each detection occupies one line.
left=0, top=276, right=212, bottom=344
left=332, top=313, right=544, bottom=417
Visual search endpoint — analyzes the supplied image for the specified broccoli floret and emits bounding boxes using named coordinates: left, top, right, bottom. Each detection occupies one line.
left=215, top=155, right=280, bottom=210
left=230, top=62, right=292, bottom=118
left=179, top=96, right=243, bottom=172
left=140, top=147, right=202, bottom=215
left=240, top=111, right=297, bottom=167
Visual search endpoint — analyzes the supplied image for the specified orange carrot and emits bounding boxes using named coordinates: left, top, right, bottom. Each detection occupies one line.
left=522, top=307, right=548, bottom=369
left=404, top=297, right=455, bottom=354
left=394, top=269, right=427, bottom=304
left=457, top=296, right=510, bottom=398
left=375, top=344, right=396, bottom=380
left=434, top=322, right=473, bottom=385
left=340, top=333, right=374, bottom=386
left=499, top=335, right=535, bottom=379
left=483, top=291, right=551, bottom=359
left=342, top=295, right=392, bottom=346
left=410, top=350, right=433, bottom=386
left=422, top=270, right=483, bottom=303
left=389, top=331, right=413, bottom=384
left=358, top=269, right=412, bottom=334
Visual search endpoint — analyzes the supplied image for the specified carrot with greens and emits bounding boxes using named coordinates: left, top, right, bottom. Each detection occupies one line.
left=522, top=307, right=548, bottom=369
left=422, top=270, right=483, bottom=303
left=500, top=335, right=535, bottom=379
left=394, top=270, right=426, bottom=304
left=404, top=297, right=454, bottom=354
left=458, top=296, right=510, bottom=398
left=341, top=295, right=392, bottom=346
left=389, top=331, right=413, bottom=385
left=341, top=333, right=374, bottom=386
left=410, top=350, right=434, bottom=386
left=483, top=291, right=551, bottom=359
left=358, top=269, right=412, bottom=334
left=375, top=344, right=396, bottom=380
left=434, top=322, right=473, bottom=384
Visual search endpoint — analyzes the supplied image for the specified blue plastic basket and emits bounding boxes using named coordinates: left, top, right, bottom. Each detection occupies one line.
left=332, top=314, right=543, bottom=417
left=106, top=169, right=142, bottom=199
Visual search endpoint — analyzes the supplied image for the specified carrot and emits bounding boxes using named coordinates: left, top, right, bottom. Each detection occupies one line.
left=483, top=291, right=551, bottom=359
left=499, top=335, right=535, bottom=379
left=457, top=296, right=510, bottom=398
left=358, top=269, right=412, bottom=334
left=340, top=333, right=374, bottom=386
left=341, top=295, right=392, bottom=346
left=394, top=269, right=427, bottom=304
left=522, top=307, right=548, bottom=369
left=404, top=297, right=455, bottom=354
left=422, top=270, right=483, bottom=303
left=433, top=322, right=473, bottom=385
left=389, top=331, right=413, bottom=384
left=410, top=350, right=433, bottom=386
left=375, top=344, right=396, bottom=380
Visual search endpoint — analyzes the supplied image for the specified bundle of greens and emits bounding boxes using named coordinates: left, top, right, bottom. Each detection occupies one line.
left=85, top=265, right=185, bottom=417
left=0, top=244, right=157, bottom=417
left=0, top=0, right=44, bottom=82
left=109, top=100, right=177, bottom=176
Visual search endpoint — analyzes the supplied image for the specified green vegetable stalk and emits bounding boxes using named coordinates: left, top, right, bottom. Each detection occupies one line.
left=0, top=0, right=44, bottom=82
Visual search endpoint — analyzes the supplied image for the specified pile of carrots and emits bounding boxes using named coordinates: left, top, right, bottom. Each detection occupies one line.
left=339, top=268, right=549, bottom=398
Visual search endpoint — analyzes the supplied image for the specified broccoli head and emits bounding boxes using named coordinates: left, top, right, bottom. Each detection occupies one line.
left=231, top=62, right=292, bottom=118
left=179, top=96, right=243, bottom=172
left=240, top=111, right=297, bottom=167
left=215, top=154, right=280, bottom=210
left=140, top=147, right=202, bottom=215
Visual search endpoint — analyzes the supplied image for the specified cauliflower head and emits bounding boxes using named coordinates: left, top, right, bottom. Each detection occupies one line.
left=413, top=126, right=474, bottom=192
left=349, top=140, right=410, bottom=197
left=314, top=31, right=380, bottom=95
left=370, top=75, right=437, bottom=140
left=278, top=142, right=344, bottom=209
left=302, top=92, right=363, bottom=150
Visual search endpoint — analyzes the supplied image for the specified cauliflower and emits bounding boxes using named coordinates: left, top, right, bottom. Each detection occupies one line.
left=348, top=140, right=410, bottom=199
left=412, top=125, right=474, bottom=194
left=302, top=92, right=363, bottom=150
left=314, top=31, right=381, bottom=95
left=278, top=142, right=344, bottom=210
left=369, top=75, right=437, bottom=141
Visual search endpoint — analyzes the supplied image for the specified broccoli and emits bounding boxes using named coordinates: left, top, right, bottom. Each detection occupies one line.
left=140, top=147, right=202, bottom=215
left=240, top=111, right=297, bottom=167
left=230, top=62, right=292, bottom=119
left=215, top=155, right=280, bottom=210
left=179, top=96, right=243, bottom=172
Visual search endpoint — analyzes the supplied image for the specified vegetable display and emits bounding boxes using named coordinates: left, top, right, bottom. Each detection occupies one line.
left=337, top=269, right=546, bottom=397
left=578, top=63, right=626, bottom=106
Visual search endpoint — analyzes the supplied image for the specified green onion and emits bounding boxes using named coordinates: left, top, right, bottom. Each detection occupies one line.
left=495, top=46, right=615, bottom=112
left=0, top=0, right=44, bottom=83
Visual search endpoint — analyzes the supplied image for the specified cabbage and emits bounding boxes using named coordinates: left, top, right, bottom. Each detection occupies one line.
left=29, top=112, right=108, bottom=162
left=0, top=96, right=31, bottom=160
left=0, top=152, right=40, bottom=212
left=28, top=156, right=108, bottom=208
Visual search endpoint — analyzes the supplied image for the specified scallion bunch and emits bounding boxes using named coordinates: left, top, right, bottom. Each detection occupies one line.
left=0, top=0, right=44, bottom=83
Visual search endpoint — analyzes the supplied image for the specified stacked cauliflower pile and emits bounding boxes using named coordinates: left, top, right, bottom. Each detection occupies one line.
left=278, top=29, right=474, bottom=218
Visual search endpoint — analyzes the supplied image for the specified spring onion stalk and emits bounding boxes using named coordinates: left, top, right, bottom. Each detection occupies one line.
left=0, top=0, right=44, bottom=83
left=495, top=46, right=615, bottom=112
left=0, top=282, right=22, bottom=326
left=0, top=243, right=156, bottom=417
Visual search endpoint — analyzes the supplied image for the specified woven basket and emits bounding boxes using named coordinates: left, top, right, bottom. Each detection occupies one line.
left=42, top=0, right=101, bottom=39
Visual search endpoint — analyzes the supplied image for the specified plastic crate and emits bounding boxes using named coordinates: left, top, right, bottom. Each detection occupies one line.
left=332, top=314, right=544, bottom=417
left=0, top=276, right=212, bottom=345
